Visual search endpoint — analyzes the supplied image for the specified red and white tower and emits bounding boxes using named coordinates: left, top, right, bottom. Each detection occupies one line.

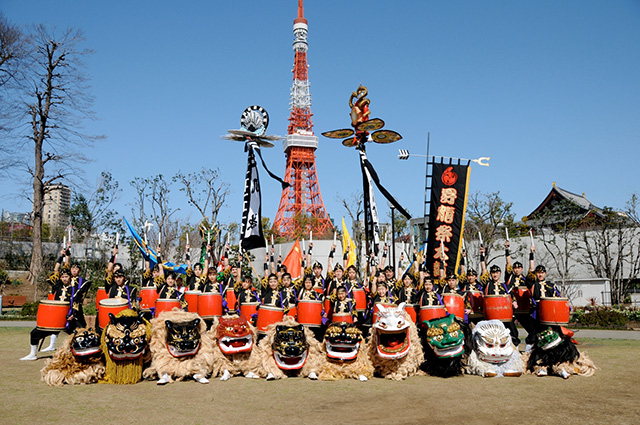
left=272, top=0, right=333, bottom=239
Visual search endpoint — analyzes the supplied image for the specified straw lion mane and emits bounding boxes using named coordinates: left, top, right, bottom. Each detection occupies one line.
left=209, top=314, right=262, bottom=380
left=143, top=310, right=214, bottom=383
left=40, top=328, right=105, bottom=386
left=368, top=303, right=424, bottom=380
left=255, top=315, right=324, bottom=380
left=317, top=322, right=374, bottom=381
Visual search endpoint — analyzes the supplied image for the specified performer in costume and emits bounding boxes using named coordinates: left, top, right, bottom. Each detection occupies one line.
left=461, top=268, right=483, bottom=292
left=106, top=269, right=139, bottom=308
left=260, top=273, right=287, bottom=311
left=419, top=276, right=445, bottom=307
left=331, top=285, right=358, bottom=324
left=396, top=273, right=418, bottom=305
left=326, top=263, right=346, bottom=301
left=299, top=275, right=325, bottom=303
left=185, top=243, right=205, bottom=291
left=281, top=272, right=298, bottom=311
left=483, top=264, right=520, bottom=346
left=154, top=252, right=187, bottom=310
left=20, top=260, right=90, bottom=360
left=530, top=264, right=565, bottom=335
left=505, top=240, right=537, bottom=352
left=311, top=259, right=327, bottom=295
left=236, top=274, right=260, bottom=322
left=441, top=273, right=464, bottom=295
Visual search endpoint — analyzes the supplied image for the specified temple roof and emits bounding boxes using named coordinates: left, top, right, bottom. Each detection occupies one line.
left=526, top=182, right=605, bottom=221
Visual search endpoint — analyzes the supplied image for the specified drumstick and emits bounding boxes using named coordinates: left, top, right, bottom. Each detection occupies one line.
left=505, top=228, right=509, bottom=242
left=529, top=229, right=535, bottom=248
left=115, top=232, right=120, bottom=248
left=478, top=231, right=484, bottom=247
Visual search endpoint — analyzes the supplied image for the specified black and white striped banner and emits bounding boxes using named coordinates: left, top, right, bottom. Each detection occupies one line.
left=240, top=143, right=265, bottom=251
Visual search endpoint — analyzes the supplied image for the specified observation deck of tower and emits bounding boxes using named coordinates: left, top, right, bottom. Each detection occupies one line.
left=272, top=0, right=333, bottom=239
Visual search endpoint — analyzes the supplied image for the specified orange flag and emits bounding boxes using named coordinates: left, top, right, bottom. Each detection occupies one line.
left=282, top=239, right=303, bottom=279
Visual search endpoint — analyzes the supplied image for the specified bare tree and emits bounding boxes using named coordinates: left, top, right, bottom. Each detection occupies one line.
left=18, top=27, right=101, bottom=285
left=130, top=174, right=182, bottom=258
left=463, top=191, right=516, bottom=266
left=173, top=168, right=231, bottom=259
left=0, top=13, right=28, bottom=173
left=575, top=199, right=640, bottom=304
left=529, top=199, right=583, bottom=302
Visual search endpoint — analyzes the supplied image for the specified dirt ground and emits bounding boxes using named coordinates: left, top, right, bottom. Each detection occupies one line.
left=2, top=327, right=639, bottom=425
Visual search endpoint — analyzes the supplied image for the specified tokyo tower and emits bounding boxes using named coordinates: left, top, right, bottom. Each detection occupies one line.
left=272, top=0, right=333, bottom=239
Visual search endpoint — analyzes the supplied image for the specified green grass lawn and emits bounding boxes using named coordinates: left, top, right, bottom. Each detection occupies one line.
left=2, top=327, right=639, bottom=425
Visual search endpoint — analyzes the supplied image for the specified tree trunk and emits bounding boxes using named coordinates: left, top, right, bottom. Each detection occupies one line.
left=28, top=140, right=44, bottom=289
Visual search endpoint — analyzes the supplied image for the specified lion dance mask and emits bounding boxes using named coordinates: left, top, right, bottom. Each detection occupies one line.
left=420, top=314, right=470, bottom=378
left=256, top=316, right=323, bottom=380
left=318, top=322, right=373, bottom=381
left=524, top=326, right=596, bottom=379
left=466, top=320, right=523, bottom=378
left=368, top=302, right=423, bottom=380
left=210, top=314, right=261, bottom=381
left=41, top=328, right=105, bottom=386
left=100, top=309, right=151, bottom=384
left=143, top=310, right=214, bottom=384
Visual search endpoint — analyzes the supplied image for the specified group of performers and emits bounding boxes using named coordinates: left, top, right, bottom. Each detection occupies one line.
left=22, top=238, right=566, bottom=363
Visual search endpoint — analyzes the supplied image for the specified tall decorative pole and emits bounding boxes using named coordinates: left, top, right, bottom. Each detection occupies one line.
left=272, top=0, right=333, bottom=239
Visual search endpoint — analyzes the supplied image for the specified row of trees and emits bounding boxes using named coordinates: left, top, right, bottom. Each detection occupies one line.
left=463, top=191, right=640, bottom=305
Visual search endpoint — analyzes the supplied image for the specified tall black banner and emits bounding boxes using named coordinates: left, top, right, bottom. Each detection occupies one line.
left=240, top=143, right=265, bottom=251
left=426, top=162, right=470, bottom=277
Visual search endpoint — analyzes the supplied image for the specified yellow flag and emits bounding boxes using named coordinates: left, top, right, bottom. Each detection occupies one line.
left=342, top=217, right=357, bottom=268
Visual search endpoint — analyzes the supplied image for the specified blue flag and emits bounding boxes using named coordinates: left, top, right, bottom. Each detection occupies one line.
left=123, top=217, right=188, bottom=275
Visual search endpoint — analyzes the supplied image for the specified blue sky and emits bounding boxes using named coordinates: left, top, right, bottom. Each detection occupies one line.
left=2, top=0, right=639, bottom=231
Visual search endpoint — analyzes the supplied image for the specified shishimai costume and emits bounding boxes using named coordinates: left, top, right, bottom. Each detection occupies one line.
left=143, top=310, right=213, bottom=384
left=419, top=314, right=471, bottom=378
left=209, top=314, right=262, bottom=381
left=368, top=302, right=424, bottom=380
left=523, top=326, right=596, bottom=379
left=40, top=327, right=105, bottom=386
left=255, top=316, right=323, bottom=380
left=466, top=320, right=524, bottom=378
left=100, top=309, right=151, bottom=384
left=318, top=322, right=374, bottom=381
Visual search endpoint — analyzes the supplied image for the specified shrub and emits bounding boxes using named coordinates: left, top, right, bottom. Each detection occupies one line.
left=575, top=308, right=627, bottom=328
left=20, top=301, right=39, bottom=317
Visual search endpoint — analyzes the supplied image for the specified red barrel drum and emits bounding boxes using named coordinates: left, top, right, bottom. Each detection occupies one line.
left=256, top=305, right=284, bottom=333
left=443, top=294, right=465, bottom=320
left=296, top=300, right=323, bottom=327
left=95, top=287, right=107, bottom=309
left=331, top=312, right=354, bottom=324
left=98, top=298, right=128, bottom=328
left=36, top=300, right=70, bottom=331
left=405, top=303, right=419, bottom=323
left=539, top=297, right=570, bottom=326
left=139, top=286, right=159, bottom=311
left=466, top=290, right=484, bottom=319
left=514, top=286, right=531, bottom=314
left=225, top=287, right=237, bottom=312
left=240, top=302, right=259, bottom=320
left=286, top=305, right=297, bottom=318
left=419, top=305, right=447, bottom=323
left=484, top=295, right=513, bottom=322
left=184, top=290, right=201, bottom=313
left=198, top=292, right=222, bottom=319
left=352, top=287, right=367, bottom=312
left=155, top=298, right=181, bottom=317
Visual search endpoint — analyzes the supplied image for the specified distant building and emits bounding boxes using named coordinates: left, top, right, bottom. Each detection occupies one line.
left=43, top=183, right=71, bottom=228
left=1, top=211, right=31, bottom=225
